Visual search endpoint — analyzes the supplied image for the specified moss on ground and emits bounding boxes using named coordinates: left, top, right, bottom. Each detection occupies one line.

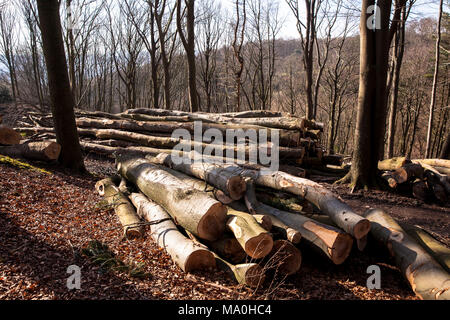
left=0, top=154, right=52, bottom=175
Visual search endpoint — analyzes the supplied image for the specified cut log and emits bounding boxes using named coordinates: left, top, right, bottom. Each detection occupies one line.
left=393, top=163, right=424, bottom=184
left=412, top=179, right=430, bottom=201
left=300, top=118, right=324, bottom=131
left=264, top=240, right=302, bottom=276
left=323, top=154, right=344, bottom=166
left=253, top=203, right=352, bottom=264
left=211, top=254, right=266, bottom=288
left=147, top=153, right=247, bottom=200
left=253, top=214, right=272, bottom=231
left=95, top=178, right=143, bottom=239
left=381, top=172, right=398, bottom=189
left=420, top=163, right=450, bottom=194
left=219, top=110, right=287, bottom=118
left=226, top=208, right=274, bottom=259
left=0, top=141, right=61, bottom=162
left=269, top=215, right=302, bottom=244
left=412, top=159, right=450, bottom=169
left=116, top=155, right=227, bottom=241
left=398, top=222, right=450, bottom=274
left=363, top=209, right=450, bottom=300
left=378, top=157, right=411, bottom=171
left=207, top=236, right=247, bottom=264
left=129, top=193, right=216, bottom=272
left=0, top=127, right=22, bottom=145
left=241, top=168, right=370, bottom=240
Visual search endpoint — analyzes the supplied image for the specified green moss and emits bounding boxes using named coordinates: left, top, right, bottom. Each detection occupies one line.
left=81, top=240, right=151, bottom=279
left=0, top=155, right=52, bottom=174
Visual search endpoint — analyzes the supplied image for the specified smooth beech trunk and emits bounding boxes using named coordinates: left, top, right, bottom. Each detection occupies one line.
left=129, top=193, right=216, bottom=272
left=0, top=141, right=61, bottom=161
left=95, top=178, right=143, bottom=239
left=116, top=155, right=227, bottom=241
left=364, top=209, right=450, bottom=300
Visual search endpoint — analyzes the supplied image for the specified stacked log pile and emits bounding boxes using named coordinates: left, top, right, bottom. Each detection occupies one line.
left=12, top=109, right=343, bottom=172
left=378, top=157, right=450, bottom=205
left=92, top=152, right=368, bottom=287
left=0, top=125, right=61, bottom=162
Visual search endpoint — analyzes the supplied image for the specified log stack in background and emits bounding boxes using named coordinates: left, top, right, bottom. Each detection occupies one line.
left=378, top=157, right=450, bottom=205
left=13, top=108, right=346, bottom=174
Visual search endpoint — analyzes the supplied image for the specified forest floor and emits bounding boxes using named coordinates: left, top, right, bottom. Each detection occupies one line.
left=1, top=154, right=448, bottom=300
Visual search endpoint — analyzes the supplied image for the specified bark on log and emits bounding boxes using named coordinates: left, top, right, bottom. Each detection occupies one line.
left=242, top=169, right=370, bottom=240
left=412, top=179, right=430, bottom=201
left=269, top=215, right=302, bottom=244
left=0, top=141, right=61, bottom=161
left=253, top=203, right=352, bottom=264
left=398, top=222, right=450, bottom=274
left=253, top=214, right=273, bottom=231
left=147, top=153, right=247, bottom=200
left=0, top=127, right=22, bottom=145
left=378, top=157, right=411, bottom=171
left=116, top=155, right=227, bottom=241
left=393, top=163, right=424, bottom=184
left=213, top=254, right=266, bottom=288
left=412, top=159, right=450, bottom=169
left=363, top=208, right=450, bottom=300
left=263, top=240, right=302, bottom=276
left=226, top=208, right=273, bottom=259
left=420, top=163, right=450, bottom=194
left=95, top=178, right=143, bottom=239
left=323, top=154, right=344, bottom=166
left=129, top=193, right=216, bottom=272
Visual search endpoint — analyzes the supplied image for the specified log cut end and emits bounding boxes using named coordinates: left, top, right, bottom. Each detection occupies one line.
left=286, top=228, right=302, bottom=244
left=227, top=176, right=247, bottom=200
left=352, top=219, right=371, bottom=240
left=197, top=202, right=228, bottom=241
left=0, top=127, right=22, bottom=145
left=245, top=233, right=274, bottom=259
left=184, top=249, right=216, bottom=272
left=268, top=240, right=302, bottom=276
left=43, top=142, right=62, bottom=160
left=240, top=264, right=266, bottom=288
left=331, top=233, right=354, bottom=265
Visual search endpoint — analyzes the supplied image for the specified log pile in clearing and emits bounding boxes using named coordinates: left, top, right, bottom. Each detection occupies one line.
left=378, top=157, right=450, bottom=205
left=13, top=108, right=346, bottom=172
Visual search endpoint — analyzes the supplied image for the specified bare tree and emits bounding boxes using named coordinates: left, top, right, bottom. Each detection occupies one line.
left=36, top=0, right=85, bottom=171
left=425, top=0, right=444, bottom=158
left=176, top=0, right=199, bottom=112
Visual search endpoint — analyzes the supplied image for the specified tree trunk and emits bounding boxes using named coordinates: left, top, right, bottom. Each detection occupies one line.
left=0, top=127, right=21, bottom=145
left=364, top=209, right=450, bottom=300
left=116, top=155, right=227, bottom=241
left=439, top=133, right=450, bottom=159
left=129, top=192, right=216, bottom=272
left=0, top=141, right=61, bottom=162
left=95, top=178, right=143, bottom=239
left=36, top=0, right=85, bottom=171
left=425, top=0, right=444, bottom=158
